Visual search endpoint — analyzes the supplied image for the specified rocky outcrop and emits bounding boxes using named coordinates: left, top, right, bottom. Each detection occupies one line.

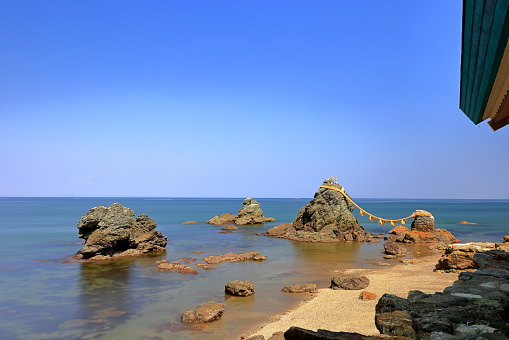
left=374, top=250, right=509, bottom=339
left=203, top=252, right=267, bottom=264
left=207, top=198, right=275, bottom=225
left=73, top=203, right=167, bottom=260
left=221, top=225, right=238, bottom=231
left=225, top=280, right=255, bottom=296
left=264, top=179, right=371, bottom=242
left=387, top=211, right=459, bottom=245
left=435, top=242, right=499, bottom=271
left=330, top=275, right=370, bottom=290
left=181, top=301, right=224, bottom=323
left=282, top=283, right=317, bottom=293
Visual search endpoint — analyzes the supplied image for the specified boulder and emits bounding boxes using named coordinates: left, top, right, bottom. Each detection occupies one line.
left=73, top=203, right=167, bottom=260
left=330, top=275, right=369, bottom=290
left=225, top=280, right=255, bottom=296
left=384, top=241, right=407, bottom=256
left=181, top=301, right=224, bottom=323
left=282, top=283, right=317, bottom=293
left=203, top=252, right=267, bottom=264
left=375, top=310, right=417, bottom=338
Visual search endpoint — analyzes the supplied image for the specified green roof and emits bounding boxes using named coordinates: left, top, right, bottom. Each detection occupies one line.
left=460, top=0, right=509, bottom=124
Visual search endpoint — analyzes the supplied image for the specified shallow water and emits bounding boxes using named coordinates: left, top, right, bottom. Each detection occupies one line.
left=0, top=197, right=508, bottom=339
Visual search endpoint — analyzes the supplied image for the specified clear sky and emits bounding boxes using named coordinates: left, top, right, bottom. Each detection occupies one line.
left=1, top=1, right=508, bottom=199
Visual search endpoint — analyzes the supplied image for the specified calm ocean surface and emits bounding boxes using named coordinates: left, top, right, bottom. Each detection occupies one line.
left=1, top=197, right=508, bottom=340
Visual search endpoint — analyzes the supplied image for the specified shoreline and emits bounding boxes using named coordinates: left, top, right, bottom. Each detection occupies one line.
left=242, top=253, right=458, bottom=339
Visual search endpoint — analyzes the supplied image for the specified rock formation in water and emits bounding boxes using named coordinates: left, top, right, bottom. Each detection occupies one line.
left=207, top=197, right=275, bottom=225
left=225, top=280, right=255, bottom=296
left=387, top=210, right=459, bottom=244
left=73, top=203, right=167, bottom=261
left=265, top=178, right=371, bottom=242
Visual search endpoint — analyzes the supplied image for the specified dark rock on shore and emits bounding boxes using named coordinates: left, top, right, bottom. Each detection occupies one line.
left=181, top=301, right=224, bottom=323
left=203, top=252, right=267, bottom=264
left=283, top=326, right=415, bottom=340
left=282, top=283, right=317, bottom=293
left=207, top=198, right=275, bottom=225
left=374, top=250, right=509, bottom=339
left=73, top=203, right=167, bottom=260
left=225, top=280, right=255, bottom=296
left=330, top=275, right=370, bottom=290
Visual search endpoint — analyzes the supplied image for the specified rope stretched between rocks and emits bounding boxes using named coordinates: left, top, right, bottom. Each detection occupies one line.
left=319, top=185, right=432, bottom=226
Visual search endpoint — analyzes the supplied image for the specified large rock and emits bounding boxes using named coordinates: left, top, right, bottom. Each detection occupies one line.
left=225, top=280, right=255, bottom=296
left=73, top=203, right=167, bottom=260
left=181, top=301, right=224, bottom=323
left=292, top=179, right=370, bottom=242
left=207, top=213, right=237, bottom=225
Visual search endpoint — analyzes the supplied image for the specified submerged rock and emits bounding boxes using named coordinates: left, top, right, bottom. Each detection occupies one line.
left=155, top=261, right=198, bottom=274
left=181, top=301, right=224, bottom=323
left=203, top=252, right=267, bottom=264
left=73, top=203, right=167, bottom=260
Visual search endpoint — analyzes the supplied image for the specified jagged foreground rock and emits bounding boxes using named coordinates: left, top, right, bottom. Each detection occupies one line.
left=374, top=250, right=509, bottom=339
left=207, top=197, right=276, bottom=225
left=73, top=203, right=167, bottom=260
left=265, top=179, right=371, bottom=242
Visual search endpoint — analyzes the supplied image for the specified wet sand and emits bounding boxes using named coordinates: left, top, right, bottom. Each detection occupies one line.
left=244, top=254, right=458, bottom=339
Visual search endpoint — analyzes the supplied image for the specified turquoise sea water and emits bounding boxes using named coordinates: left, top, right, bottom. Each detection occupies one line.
left=0, top=197, right=508, bottom=340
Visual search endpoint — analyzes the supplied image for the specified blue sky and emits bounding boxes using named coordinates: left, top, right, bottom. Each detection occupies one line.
left=1, top=1, right=508, bottom=198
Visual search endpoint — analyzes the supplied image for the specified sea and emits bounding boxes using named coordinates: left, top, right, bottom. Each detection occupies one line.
left=1, top=197, right=508, bottom=340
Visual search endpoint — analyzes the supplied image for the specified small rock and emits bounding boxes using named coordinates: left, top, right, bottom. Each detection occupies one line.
left=359, top=291, right=377, bottom=300
left=182, top=221, right=198, bottom=224
left=181, top=301, right=224, bottom=324
left=225, top=280, right=255, bottom=296
left=384, top=241, right=407, bottom=256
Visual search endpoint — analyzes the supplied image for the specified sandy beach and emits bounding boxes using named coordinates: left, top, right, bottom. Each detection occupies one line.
left=245, top=254, right=458, bottom=339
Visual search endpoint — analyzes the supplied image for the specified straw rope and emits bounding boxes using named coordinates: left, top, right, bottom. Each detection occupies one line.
left=320, top=185, right=432, bottom=226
